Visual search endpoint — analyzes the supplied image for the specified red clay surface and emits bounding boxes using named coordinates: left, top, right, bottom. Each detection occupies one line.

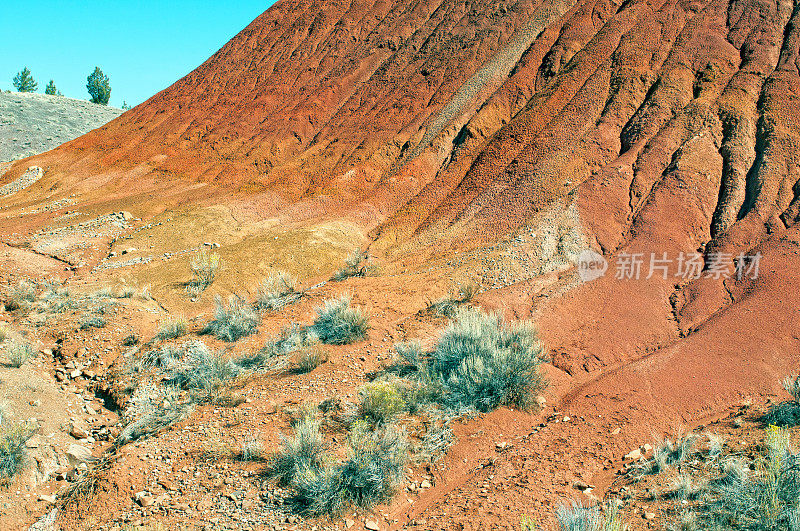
left=2, top=0, right=800, bottom=528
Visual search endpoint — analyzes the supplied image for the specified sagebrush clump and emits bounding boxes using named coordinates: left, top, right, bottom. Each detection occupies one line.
left=187, top=250, right=220, bottom=295
left=429, top=309, right=546, bottom=411
left=763, top=374, right=800, bottom=426
left=0, top=422, right=35, bottom=484
left=552, top=501, right=626, bottom=531
left=154, top=317, right=188, bottom=341
left=117, top=383, right=192, bottom=446
left=204, top=295, right=259, bottom=342
left=310, top=295, right=369, bottom=345
left=427, top=282, right=478, bottom=317
left=256, top=271, right=302, bottom=312
left=358, top=381, right=405, bottom=425
left=7, top=340, right=33, bottom=368
left=167, top=340, right=241, bottom=403
left=270, top=417, right=407, bottom=515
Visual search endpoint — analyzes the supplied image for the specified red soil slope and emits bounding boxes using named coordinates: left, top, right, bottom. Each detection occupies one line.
left=3, top=0, right=800, bottom=526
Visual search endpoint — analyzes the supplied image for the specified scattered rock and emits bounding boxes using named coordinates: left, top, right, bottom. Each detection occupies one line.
left=624, top=449, right=642, bottom=461
left=135, top=491, right=154, bottom=507
left=66, top=444, right=95, bottom=466
left=68, top=421, right=89, bottom=439
left=644, top=511, right=656, bottom=520
left=365, top=520, right=380, bottom=531
left=37, top=494, right=56, bottom=504
left=420, top=479, right=432, bottom=489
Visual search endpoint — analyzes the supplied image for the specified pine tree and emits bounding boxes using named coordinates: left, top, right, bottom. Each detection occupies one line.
left=45, top=80, right=58, bottom=95
left=12, top=68, right=37, bottom=92
left=86, top=67, right=111, bottom=105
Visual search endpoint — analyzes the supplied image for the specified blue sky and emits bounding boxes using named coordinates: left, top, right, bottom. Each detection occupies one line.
left=1, top=1, right=274, bottom=108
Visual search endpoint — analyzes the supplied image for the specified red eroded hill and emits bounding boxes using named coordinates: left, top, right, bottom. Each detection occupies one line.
left=2, top=0, right=800, bottom=526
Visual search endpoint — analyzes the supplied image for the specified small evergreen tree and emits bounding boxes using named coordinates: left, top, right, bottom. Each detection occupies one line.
left=121, top=101, right=131, bottom=110
left=86, top=67, right=111, bottom=105
left=12, top=68, right=37, bottom=92
left=44, top=80, right=58, bottom=95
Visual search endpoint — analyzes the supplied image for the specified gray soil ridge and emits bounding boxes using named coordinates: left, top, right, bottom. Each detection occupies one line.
left=0, top=92, right=123, bottom=163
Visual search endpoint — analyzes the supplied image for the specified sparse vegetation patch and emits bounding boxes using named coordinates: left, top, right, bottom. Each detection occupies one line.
left=203, top=295, right=259, bottom=342
left=7, top=340, right=33, bottom=367
left=256, top=270, right=302, bottom=312
left=187, top=250, right=220, bottom=296
left=0, top=422, right=35, bottom=484
left=310, top=295, right=369, bottom=345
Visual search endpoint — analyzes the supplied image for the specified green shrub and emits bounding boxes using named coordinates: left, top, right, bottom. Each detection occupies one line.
left=763, top=375, right=800, bottom=426
left=7, top=340, right=33, bottom=368
left=256, top=271, right=301, bottom=312
left=44, top=79, right=58, bottom=95
left=701, top=425, right=800, bottom=530
left=286, top=421, right=408, bottom=515
left=79, top=315, right=107, bottom=330
left=294, top=346, right=328, bottom=374
left=632, top=435, right=699, bottom=479
left=429, top=309, right=545, bottom=411
left=167, top=340, right=240, bottom=402
left=5, top=281, right=36, bottom=311
left=416, top=419, right=454, bottom=463
left=310, top=295, right=369, bottom=345
left=238, top=431, right=264, bottom=462
left=0, top=422, right=35, bottom=484
left=39, top=285, right=73, bottom=313
left=155, top=317, right=187, bottom=341
left=236, top=325, right=317, bottom=372
left=187, top=250, right=220, bottom=295
left=204, top=295, right=259, bottom=342
left=333, top=422, right=407, bottom=508
left=267, top=415, right=326, bottom=486
left=358, top=382, right=405, bottom=424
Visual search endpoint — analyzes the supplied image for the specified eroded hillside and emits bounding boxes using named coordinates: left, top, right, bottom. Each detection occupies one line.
left=1, top=0, right=800, bottom=528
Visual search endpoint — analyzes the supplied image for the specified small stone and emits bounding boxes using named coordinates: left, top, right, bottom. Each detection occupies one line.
left=572, top=480, right=589, bottom=491
left=66, top=444, right=94, bottom=466
left=38, top=494, right=56, bottom=504
left=345, top=518, right=355, bottom=528
left=420, top=479, right=432, bottom=489
left=611, top=427, right=621, bottom=435
left=644, top=511, right=656, bottom=520
left=365, top=520, right=380, bottom=531
left=535, top=396, right=547, bottom=407
left=624, top=449, right=642, bottom=461
left=68, top=421, right=89, bottom=439
left=135, top=491, right=154, bottom=507
left=496, top=441, right=509, bottom=450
